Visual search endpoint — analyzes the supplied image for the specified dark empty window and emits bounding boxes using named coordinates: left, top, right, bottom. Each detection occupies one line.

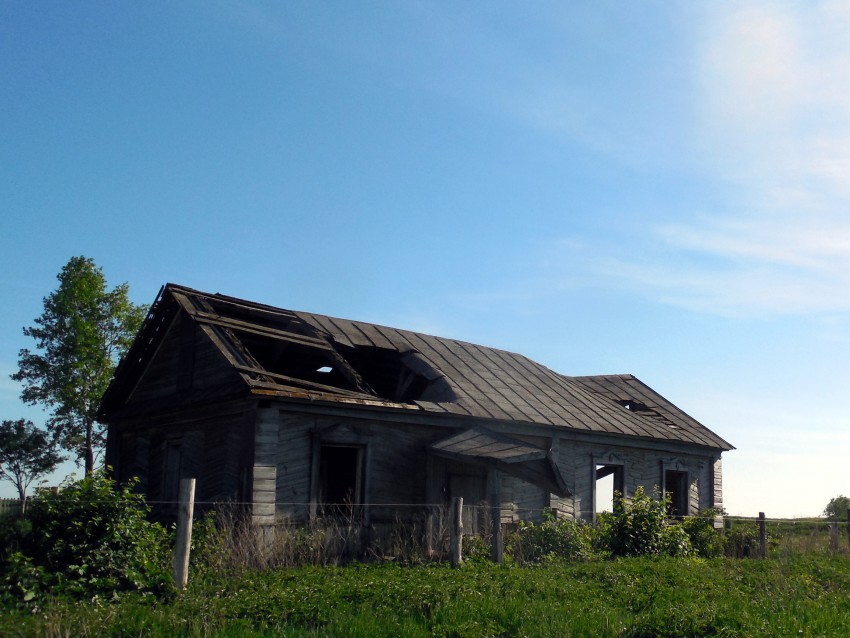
left=664, top=470, right=689, bottom=517
left=319, top=445, right=363, bottom=507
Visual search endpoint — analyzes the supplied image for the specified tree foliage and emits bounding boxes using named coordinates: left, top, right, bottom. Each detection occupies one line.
left=824, top=495, right=850, bottom=521
left=0, top=420, right=64, bottom=512
left=11, top=257, right=146, bottom=474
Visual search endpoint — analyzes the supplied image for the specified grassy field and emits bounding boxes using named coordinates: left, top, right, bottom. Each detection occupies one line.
left=2, top=551, right=850, bottom=638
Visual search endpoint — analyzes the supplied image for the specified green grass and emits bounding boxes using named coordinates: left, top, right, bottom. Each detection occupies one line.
left=3, top=554, right=850, bottom=637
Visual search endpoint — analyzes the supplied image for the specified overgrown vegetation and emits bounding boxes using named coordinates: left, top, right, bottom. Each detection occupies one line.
left=508, top=509, right=594, bottom=563
left=2, top=555, right=850, bottom=637
left=1, top=476, right=848, bottom=636
left=0, top=472, right=171, bottom=605
left=508, top=488, right=726, bottom=564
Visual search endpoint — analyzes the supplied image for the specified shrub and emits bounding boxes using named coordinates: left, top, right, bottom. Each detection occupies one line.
left=603, top=486, right=666, bottom=557
left=659, top=521, right=695, bottom=558
left=724, top=521, right=772, bottom=558
left=601, top=486, right=695, bottom=558
left=0, top=471, right=172, bottom=603
left=680, top=509, right=725, bottom=558
left=508, top=509, right=593, bottom=563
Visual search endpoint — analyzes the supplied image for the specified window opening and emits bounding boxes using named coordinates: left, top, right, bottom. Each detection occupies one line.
left=318, top=445, right=363, bottom=512
left=595, top=464, right=624, bottom=514
left=664, top=470, right=689, bottom=517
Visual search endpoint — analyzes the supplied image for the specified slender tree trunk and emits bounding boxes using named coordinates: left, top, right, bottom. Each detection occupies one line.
left=85, top=419, right=94, bottom=475
left=17, top=484, right=27, bottom=515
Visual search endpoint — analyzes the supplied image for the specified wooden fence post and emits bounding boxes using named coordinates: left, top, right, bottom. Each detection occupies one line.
left=425, top=506, right=435, bottom=559
left=758, top=512, right=767, bottom=559
left=172, top=478, right=196, bottom=590
left=491, top=506, right=503, bottom=564
left=846, top=508, right=850, bottom=551
left=489, top=469, right=503, bottom=564
left=450, top=497, right=463, bottom=568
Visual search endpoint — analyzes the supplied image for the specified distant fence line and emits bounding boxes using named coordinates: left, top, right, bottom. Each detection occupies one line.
left=0, top=497, right=23, bottom=516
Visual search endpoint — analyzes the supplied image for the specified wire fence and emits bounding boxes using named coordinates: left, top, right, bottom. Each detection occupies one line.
left=3, top=495, right=849, bottom=560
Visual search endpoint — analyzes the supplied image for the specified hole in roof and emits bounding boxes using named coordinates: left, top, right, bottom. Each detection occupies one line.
left=230, top=326, right=454, bottom=404
left=619, top=399, right=649, bottom=412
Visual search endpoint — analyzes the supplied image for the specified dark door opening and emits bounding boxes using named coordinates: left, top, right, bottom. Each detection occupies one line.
left=319, top=445, right=363, bottom=507
left=664, top=470, right=689, bottom=517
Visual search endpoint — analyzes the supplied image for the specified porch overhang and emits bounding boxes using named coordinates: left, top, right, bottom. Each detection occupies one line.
left=429, top=427, right=570, bottom=497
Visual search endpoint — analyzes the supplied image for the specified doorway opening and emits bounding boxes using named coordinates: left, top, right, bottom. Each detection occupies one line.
left=664, top=470, right=689, bottom=517
left=595, top=464, right=624, bottom=515
left=318, top=445, right=363, bottom=510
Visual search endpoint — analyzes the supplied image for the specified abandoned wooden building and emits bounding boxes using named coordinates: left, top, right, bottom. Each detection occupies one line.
left=101, top=284, right=733, bottom=538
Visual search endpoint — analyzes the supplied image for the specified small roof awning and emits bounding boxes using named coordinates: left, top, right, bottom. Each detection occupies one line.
left=430, top=428, right=570, bottom=497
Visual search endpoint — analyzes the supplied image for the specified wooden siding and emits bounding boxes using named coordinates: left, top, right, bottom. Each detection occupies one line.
left=106, top=402, right=255, bottom=523
left=252, top=408, right=278, bottom=524
left=712, top=456, right=723, bottom=512
left=275, top=414, right=314, bottom=522
left=125, top=312, right=243, bottom=409
left=552, top=436, right=716, bottom=522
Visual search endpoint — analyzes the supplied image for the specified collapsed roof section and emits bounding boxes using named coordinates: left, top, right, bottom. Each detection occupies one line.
left=99, top=284, right=732, bottom=451
left=187, top=289, right=459, bottom=406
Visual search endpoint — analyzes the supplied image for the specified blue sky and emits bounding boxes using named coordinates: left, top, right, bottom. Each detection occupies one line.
left=2, top=2, right=848, bottom=517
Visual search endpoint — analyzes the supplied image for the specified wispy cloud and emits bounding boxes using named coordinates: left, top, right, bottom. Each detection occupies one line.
left=582, top=3, right=850, bottom=317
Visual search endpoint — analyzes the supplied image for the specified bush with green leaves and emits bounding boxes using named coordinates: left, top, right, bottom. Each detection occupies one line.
left=680, top=508, right=725, bottom=558
left=508, top=509, right=593, bottom=564
left=1, top=471, right=172, bottom=603
left=723, top=520, right=774, bottom=558
left=600, top=486, right=694, bottom=558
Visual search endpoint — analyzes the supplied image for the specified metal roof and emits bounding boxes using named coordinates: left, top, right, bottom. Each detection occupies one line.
left=101, top=284, right=733, bottom=451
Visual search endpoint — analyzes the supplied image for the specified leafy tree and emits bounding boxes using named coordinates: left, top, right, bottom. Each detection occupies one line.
left=0, top=420, right=64, bottom=513
left=11, top=257, right=146, bottom=474
left=823, top=495, right=850, bottom=521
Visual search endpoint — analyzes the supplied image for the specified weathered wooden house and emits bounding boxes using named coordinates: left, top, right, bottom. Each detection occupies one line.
left=101, top=284, right=732, bottom=538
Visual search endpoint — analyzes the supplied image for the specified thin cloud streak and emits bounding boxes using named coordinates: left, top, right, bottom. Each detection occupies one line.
left=569, top=3, right=850, bottom=318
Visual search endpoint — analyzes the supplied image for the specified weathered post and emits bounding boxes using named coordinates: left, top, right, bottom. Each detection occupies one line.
left=830, top=521, right=839, bottom=552
left=425, top=506, right=435, bottom=559
left=450, top=496, right=463, bottom=567
left=173, top=478, right=196, bottom=590
left=489, top=469, right=503, bottom=564
left=758, top=512, right=767, bottom=559
left=491, top=509, right=503, bottom=564
left=846, top=508, right=850, bottom=551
